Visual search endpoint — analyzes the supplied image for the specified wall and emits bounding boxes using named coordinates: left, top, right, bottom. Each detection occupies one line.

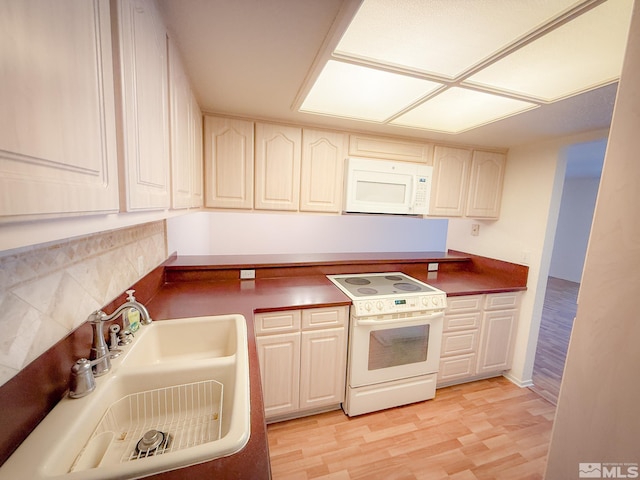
left=548, top=176, right=600, bottom=282
left=446, top=128, right=609, bottom=387
left=0, top=222, right=167, bottom=387
left=167, top=211, right=448, bottom=255
left=545, top=1, right=640, bottom=476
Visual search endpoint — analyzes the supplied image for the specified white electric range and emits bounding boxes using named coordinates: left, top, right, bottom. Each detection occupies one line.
left=327, top=272, right=446, bottom=416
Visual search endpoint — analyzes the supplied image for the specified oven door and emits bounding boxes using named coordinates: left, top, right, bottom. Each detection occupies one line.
left=349, top=312, right=444, bottom=388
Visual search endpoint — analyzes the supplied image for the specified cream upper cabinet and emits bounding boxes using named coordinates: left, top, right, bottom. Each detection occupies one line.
left=112, top=0, right=170, bottom=211
left=168, top=38, right=196, bottom=209
left=255, top=123, right=302, bottom=211
left=300, top=129, right=348, bottom=213
left=0, top=0, right=119, bottom=221
left=204, top=116, right=254, bottom=209
left=429, top=146, right=473, bottom=217
left=465, top=151, right=506, bottom=219
left=348, top=134, right=432, bottom=163
left=168, top=39, right=202, bottom=209
left=190, top=94, right=204, bottom=208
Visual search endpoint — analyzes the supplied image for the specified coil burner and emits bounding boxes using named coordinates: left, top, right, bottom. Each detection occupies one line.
left=134, top=429, right=171, bottom=458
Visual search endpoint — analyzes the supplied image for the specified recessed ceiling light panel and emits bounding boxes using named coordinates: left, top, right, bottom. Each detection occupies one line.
left=463, top=0, right=633, bottom=101
left=299, top=60, right=442, bottom=122
left=334, top=0, right=583, bottom=78
left=390, top=87, right=538, bottom=133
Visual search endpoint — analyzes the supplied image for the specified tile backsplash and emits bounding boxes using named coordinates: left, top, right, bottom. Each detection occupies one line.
left=0, top=221, right=167, bottom=387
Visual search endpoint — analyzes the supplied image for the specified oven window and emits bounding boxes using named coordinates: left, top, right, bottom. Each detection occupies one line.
left=368, top=324, right=429, bottom=370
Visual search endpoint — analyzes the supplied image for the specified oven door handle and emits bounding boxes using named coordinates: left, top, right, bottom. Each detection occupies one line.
left=356, top=312, right=443, bottom=327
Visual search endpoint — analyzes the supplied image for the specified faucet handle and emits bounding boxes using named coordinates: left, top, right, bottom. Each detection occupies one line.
left=69, top=358, right=96, bottom=398
left=126, top=289, right=136, bottom=302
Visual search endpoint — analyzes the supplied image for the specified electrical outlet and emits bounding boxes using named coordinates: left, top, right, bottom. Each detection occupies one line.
left=428, top=263, right=439, bottom=272
left=471, top=224, right=480, bottom=236
left=240, top=269, right=256, bottom=280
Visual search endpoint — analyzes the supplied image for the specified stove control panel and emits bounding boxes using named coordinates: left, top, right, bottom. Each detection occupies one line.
left=352, top=293, right=447, bottom=316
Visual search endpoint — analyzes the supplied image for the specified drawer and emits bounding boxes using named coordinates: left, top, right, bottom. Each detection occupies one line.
left=441, top=330, right=479, bottom=357
left=484, top=292, right=520, bottom=311
left=301, top=306, right=348, bottom=330
left=445, top=295, right=483, bottom=314
left=443, top=312, right=481, bottom=332
left=438, top=354, right=477, bottom=383
left=255, top=310, right=301, bottom=335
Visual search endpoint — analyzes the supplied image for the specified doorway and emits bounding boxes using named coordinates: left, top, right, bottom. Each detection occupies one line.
left=530, top=139, right=606, bottom=404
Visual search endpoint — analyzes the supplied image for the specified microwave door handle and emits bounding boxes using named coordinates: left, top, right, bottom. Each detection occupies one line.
left=356, top=312, right=443, bottom=327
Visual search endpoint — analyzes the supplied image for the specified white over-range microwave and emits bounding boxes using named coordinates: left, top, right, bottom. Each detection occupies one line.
left=343, top=157, right=433, bottom=215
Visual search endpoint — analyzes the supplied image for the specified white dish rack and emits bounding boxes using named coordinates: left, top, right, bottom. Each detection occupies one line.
left=71, top=380, right=223, bottom=472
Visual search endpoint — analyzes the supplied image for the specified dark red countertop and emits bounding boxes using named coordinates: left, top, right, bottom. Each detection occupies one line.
left=142, top=250, right=527, bottom=479
left=0, top=250, right=527, bottom=479
left=141, top=275, right=350, bottom=480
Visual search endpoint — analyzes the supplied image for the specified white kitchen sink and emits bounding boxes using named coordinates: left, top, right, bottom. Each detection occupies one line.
left=0, top=315, right=250, bottom=480
left=122, top=314, right=240, bottom=366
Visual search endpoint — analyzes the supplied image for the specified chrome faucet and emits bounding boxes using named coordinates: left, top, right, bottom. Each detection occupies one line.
left=70, top=290, right=152, bottom=397
left=88, top=290, right=152, bottom=367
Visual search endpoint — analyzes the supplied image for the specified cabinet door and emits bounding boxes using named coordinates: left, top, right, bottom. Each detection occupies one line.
left=0, top=0, right=119, bottom=220
left=190, top=93, right=204, bottom=208
left=348, top=134, right=432, bottom=163
left=301, top=306, right=348, bottom=330
left=476, top=309, right=518, bottom=375
left=441, top=330, right=479, bottom=357
left=255, top=123, right=301, bottom=211
left=113, top=0, right=170, bottom=211
left=256, top=332, right=301, bottom=419
left=429, top=146, right=472, bottom=217
left=300, top=129, right=348, bottom=213
left=204, top=116, right=254, bottom=209
left=168, top=38, right=193, bottom=209
left=439, top=354, right=477, bottom=384
left=254, top=310, right=301, bottom=335
left=465, top=151, right=506, bottom=219
left=300, top=328, right=347, bottom=410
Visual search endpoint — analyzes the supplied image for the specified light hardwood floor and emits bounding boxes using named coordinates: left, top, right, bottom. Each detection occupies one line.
left=267, top=377, right=555, bottom=479
left=530, top=277, right=579, bottom=405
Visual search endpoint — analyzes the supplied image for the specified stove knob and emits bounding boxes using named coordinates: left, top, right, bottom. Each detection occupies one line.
left=365, top=302, right=372, bottom=312
left=421, top=297, right=428, bottom=306
left=376, top=301, right=384, bottom=311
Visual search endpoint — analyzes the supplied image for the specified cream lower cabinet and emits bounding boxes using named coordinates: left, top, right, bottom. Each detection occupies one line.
left=255, top=306, right=348, bottom=422
left=476, top=292, right=520, bottom=375
left=438, top=295, right=482, bottom=385
left=438, top=292, right=519, bottom=387
left=0, top=0, right=119, bottom=221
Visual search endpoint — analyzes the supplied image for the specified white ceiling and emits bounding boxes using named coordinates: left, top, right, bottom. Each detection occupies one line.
left=157, top=0, right=623, bottom=149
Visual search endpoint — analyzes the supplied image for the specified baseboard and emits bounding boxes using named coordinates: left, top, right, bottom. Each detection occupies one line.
left=503, top=372, right=534, bottom=388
